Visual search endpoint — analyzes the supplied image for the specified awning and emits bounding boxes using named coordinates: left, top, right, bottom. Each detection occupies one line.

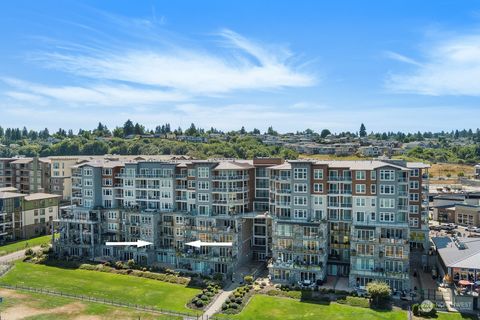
left=458, top=280, right=472, bottom=286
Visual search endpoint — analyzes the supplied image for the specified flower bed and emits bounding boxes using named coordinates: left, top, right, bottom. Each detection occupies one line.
left=189, top=283, right=221, bottom=310
left=221, top=284, right=255, bottom=314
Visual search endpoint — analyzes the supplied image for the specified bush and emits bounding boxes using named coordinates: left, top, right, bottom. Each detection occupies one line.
left=195, top=300, right=204, bottom=308
left=244, top=275, right=254, bottom=284
left=222, top=303, right=229, bottom=310
left=235, top=297, right=243, bottom=304
left=366, top=281, right=391, bottom=307
left=230, top=302, right=238, bottom=309
left=200, top=295, right=209, bottom=301
left=114, top=261, right=124, bottom=269
left=412, top=304, right=419, bottom=316
left=337, top=296, right=370, bottom=308
left=25, top=248, right=34, bottom=256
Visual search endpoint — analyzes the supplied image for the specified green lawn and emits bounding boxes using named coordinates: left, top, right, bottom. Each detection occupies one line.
left=0, top=262, right=201, bottom=314
left=218, top=295, right=406, bottom=320
left=433, top=312, right=478, bottom=320
left=0, top=235, right=54, bottom=256
left=0, top=288, right=178, bottom=319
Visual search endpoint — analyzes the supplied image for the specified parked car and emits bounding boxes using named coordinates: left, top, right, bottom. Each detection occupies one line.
left=298, top=280, right=315, bottom=289
left=466, top=226, right=480, bottom=233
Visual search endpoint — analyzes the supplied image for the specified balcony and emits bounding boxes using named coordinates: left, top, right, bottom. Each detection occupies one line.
left=271, top=175, right=291, bottom=181
left=212, top=175, right=249, bottom=180
left=328, top=176, right=352, bottom=182
left=380, top=237, right=408, bottom=245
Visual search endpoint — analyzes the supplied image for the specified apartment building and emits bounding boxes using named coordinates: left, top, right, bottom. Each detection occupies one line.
left=22, top=193, right=60, bottom=238
left=0, top=188, right=59, bottom=242
left=55, top=158, right=429, bottom=290
left=0, top=157, right=50, bottom=194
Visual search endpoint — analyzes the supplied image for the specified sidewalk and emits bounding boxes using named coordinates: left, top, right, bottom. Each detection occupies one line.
left=202, top=282, right=239, bottom=319
left=0, top=245, right=42, bottom=264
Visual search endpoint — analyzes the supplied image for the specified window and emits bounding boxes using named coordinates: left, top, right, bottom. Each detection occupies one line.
left=83, top=179, right=93, bottom=187
left=385, top=246, right=403, bottom=258
left=385, top=260, right=403, bottom=272
left=409, top=205, right=419, bottom=214
left=83, top=168, right=93, bottom=176
left=103, top=200, right=112, bottom=208
left=355, top=198, right=366, bottom=207
left=356, top=229, right=375, bottom=240
left=84, top=199, right=93, bottom=208
left=370, top=212, right=376, bottom=221
left=277, top=224, right=293, bottom=236
left=293, top=196, right=307, bottom=206
left=312, top=195, right=323, bottom=205
left=356, top=171, right=366, bottom=180
left=198, top=193, right=209, bottom=202
left=380, top=170, right=395, bottom=181
left=409, top=181, right=419, bottom=189
left=379, top=212, right=395, bottom=222
left=356, top=244, right=374, bottom=256
left=197, top=167, right=210, bottom=178
left=107, top=211, right=117, bottom=219
left=409, top=193, right=419, bottom=201
left=198, top=181, right=209, bottom=190
left=371, top=184, right=376, bottom=194
left=294, top=183, right=307, bottom=193
left=102, top=168, right=112, bottom=175
left=103, top=189, right=113, bottom=196
left=198, top=205, right=210, bottom=215
left=293, top=209, right=307, bottom=219
left=103, top=178, right=112, bottom=186
left=313, top=169, right=324, bottom=179
left=410, top=169, right=419, bottom=177
left=355, top=184, right=366, bottom=194
left=313, top=183, right=323, bottom=193
left=371, top=170, right=377, bottom=180
left=409, top=217, right=419, bottom=227
left=294, top=168, right=307, bottom=180
left=380, top=185, right=395, bottom=195
left=379, top=198, right=395, bottom=208
left=83, top=189, right=93, bottom=197
left=356, top=258, right=374, bottom=270
left=356, top=211, right=365, bottom=222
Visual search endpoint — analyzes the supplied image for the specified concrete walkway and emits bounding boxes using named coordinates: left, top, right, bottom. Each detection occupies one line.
left=202, top=282, right=239, bottom=319
left=0, top=245, right=42, bottom=264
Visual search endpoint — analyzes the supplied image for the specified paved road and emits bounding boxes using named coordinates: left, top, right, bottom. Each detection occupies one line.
left=0, top=246, right=42, bottom=264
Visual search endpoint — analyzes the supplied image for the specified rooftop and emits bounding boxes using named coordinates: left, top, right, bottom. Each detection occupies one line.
left=431, top=237, right=480, bottom=269
left=24, top=193, right=62, bottom=201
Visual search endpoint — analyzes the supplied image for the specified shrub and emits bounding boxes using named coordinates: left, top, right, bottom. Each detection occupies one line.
left=337, top=296, right=370, bottom=308
left=114, top=261, right=124, bottom=269
left=412, top=304, right=419, bottom=316
left=195, top=300, right=204, bottom=308
left=25, top=248, right=34, bottom=256
left=213, top=273, right=223, bottom=281
left=235, top=297, right=243, bottom=304
left=200, top=295, right=209, bottom=301
left=244, top=275, right=254, bottom=284
left=366, top=281, right=391, bottom=307
left=230, top=302, right=238, bottom=309
left=222, top=303, right=229, bottom=310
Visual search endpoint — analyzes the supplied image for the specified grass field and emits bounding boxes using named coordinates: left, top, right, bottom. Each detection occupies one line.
left=0, top=288, right=177, bottom=319
left=0, top=262, right=201, bottom=314
left=217, top=295, right=406, bottom=320
left=0, top=235, right=54, bottom=256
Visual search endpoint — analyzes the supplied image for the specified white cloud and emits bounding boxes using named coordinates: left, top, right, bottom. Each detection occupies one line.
left=386, top=33, right=480, bottom=95
left=2, top=27, right=314, bottom=108
left=2, top=78, right=187, bottom=107
left=384, top=51, right=422, bottom=66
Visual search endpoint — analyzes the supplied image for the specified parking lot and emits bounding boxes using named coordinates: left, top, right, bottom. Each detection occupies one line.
left=429, top=222, right=480, bottom=239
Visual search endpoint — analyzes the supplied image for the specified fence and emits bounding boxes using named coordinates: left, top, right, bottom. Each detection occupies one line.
left=0, top=283, right=199, bottom=319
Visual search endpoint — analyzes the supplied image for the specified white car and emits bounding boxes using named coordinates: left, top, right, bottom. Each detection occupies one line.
left=466, top=226, right=480, bottom=233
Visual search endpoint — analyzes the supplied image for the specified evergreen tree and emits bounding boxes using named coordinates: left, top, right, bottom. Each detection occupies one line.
left=359, top=123, right=367, bottom=137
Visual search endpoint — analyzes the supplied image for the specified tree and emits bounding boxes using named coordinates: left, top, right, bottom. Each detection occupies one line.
left=123, top=119, right=135, bottom=137
left=366, top=281, right=391, bottom=307
left=267, top=126, right=278, bottom=136
left=320, top=129, right=331, bottom=138
left=252, top=128, right=260, bottom=135
left=359, top=123, right=367, bottom=137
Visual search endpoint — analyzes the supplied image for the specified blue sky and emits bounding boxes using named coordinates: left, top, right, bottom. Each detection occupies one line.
left=1, top=0, right=479, bottom=133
